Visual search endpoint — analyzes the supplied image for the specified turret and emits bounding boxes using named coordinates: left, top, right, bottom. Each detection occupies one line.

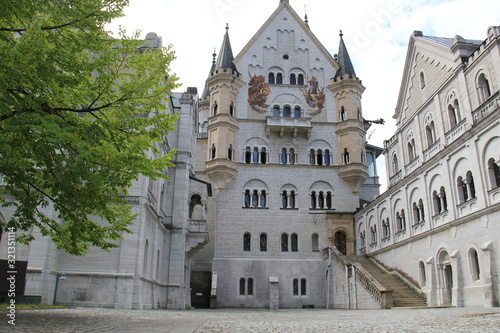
left=329, top=31, right=369, bottom=194
left=205, top=25, right=245, bottom=191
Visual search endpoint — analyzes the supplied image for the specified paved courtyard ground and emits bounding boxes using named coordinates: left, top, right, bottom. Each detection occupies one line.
left=1, top=307, right=500, bottom=332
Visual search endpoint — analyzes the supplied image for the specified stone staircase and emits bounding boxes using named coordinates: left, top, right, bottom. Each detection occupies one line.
left=347, top=255, right=427, bottom=308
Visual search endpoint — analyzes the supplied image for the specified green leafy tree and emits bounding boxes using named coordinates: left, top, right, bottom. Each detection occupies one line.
left=0, top=0, right=179, bottom=255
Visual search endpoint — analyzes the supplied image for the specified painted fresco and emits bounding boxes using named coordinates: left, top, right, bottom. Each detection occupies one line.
left=300, top=76, right=325, bottom=115
left=248, top=73, right=271, bottom=113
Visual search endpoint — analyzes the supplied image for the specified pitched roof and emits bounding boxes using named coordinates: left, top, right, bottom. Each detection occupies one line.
left=201, top=50, right=217, bottom=99
left=215, top=25, right=238, bottom=73
left=334, top=32, right=356, bottom=79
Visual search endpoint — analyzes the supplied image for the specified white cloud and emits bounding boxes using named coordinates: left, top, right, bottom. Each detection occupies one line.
left=108, top=0, right=499, bottom=190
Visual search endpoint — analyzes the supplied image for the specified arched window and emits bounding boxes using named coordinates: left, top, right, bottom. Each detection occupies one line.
left=239, top=278, right=246, bottom=295
left=469, top=248, right=481, bottom=281
left=290, top=73, right=296, bottom=85
left=281, top=148, right=288, bottom=165
left=293, top=278, right=299, bottom=295
left=457, top=176, right=468, bottom=203
left=211, top=144, right=216, bottom=160
left=343, top=148, right=350, bottom=164
left=294, top=106, right=301, bottom=118
left=261, top=147, right=267, bottom=164
left=488, top=158, right=500, bottom=189
left=360, top=231, right=366, bottom=247
left=420, top=71, right=426, bottom=89
left=466, top=171, right=476, bottom=199
left=289, top=148, right=295, bottom=165
left=441, top=187, right=448, bottom=212
left=298, top=74, right=304, bottom=85
left=283, top=106, right=291, bottom=117
left=419, top=261, right=427, bottom=287
left=252, top=190, right=259, bottom=207
left=413, top=202, right=420, bottom=224
left=245, top=147, right=251, bottom=163
left=273, top=105, right=280, bottom=117
left=247, top=278, right=254, bottom=295
left=382, top=219, right=390, bottom=238
left=433, top=190, right=442, bottom=215
left=260, top=190, right=267, bottom=208
left=282, top=190, right=288, bottom=208
left=357, top=107, right=362, bottom=121
left=291, top=233, right=298, bottom=252
left=229, top=101, right=235, bottom=116
left=340, top=106, right=346, bottom=121
left=326, top=192, right=332, bottom=209
left=477, top=73, right=491, bottom=104
left=290, top=190, right=296, bottom=208
left=317, top=149, right=323, bottom=166
left=268, top=72, right=275, bottom=84
left=253, top=147, right=259, bottom=164
left=228, top=145, right=233, bottom=161
left=310, top=191, right=317, bottom=209
left=312, top=233, right=319, bottom=252
left=244, top=189, right=251, bottom=207
left=276, top=73, right=283, bottom=84
left=281, top=233, right=289, bottom=251
left=300, top=278, right=307, bottom=295
left=401, top=209, right=406, bottom=230
left=213, top=101, right=218, bottom=115
left=325, top=150, right=331, bottom=166
left=448, top=100, right=460, bottom=128
left=143, top=240, right=149, bottom=274
left=309, top=149, right=316, bottom=165
left=393, top=154, right=399, bottom=174
left=243, top=233, right=251, bottom=251
left=408, top=139, right=416, bottom=161
left=260, top=233, right=267, bottom=252
left=370, top=225, right=377, bottom=244
left=426, top=121, right=436, bottom=147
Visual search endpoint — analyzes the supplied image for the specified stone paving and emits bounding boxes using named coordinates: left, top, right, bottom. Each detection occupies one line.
left=1, top=307, right=500, bottom=333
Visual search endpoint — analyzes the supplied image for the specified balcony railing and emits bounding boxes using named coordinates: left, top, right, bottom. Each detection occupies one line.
left=473, top=91, right=499, bottom=125
left=423, top=140, right=441, bottom=162
left=405, top=156, right=420, bottom=175
left=445, top=119, right=467, bottom=146
left=265, top=116, right=312, bottom=138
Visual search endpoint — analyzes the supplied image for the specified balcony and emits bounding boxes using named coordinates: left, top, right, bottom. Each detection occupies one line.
left=423, top=140, right=441, bottom=162
left=405, top=156, right=420, bottom=175
left=265, top=116, right=312, bottom=138
left=445, top=119, right=467, bottom=146
left=473, top=91, right=499, bottom=125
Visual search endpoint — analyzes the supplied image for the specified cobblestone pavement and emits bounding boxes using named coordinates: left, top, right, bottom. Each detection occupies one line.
left=1, top=307, right=500, bottom=333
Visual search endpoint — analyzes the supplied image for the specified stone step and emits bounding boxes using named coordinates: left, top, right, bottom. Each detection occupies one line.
left=347, top=255, right=426, bottom=308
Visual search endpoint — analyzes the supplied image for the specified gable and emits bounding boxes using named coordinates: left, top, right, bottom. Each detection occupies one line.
left=394, top=35, right=458, bottom=126
left=233, top=4, right=339, bottom=121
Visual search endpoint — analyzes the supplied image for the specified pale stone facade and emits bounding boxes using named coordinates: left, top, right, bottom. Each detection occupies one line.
left=3, top=1, right=496, bottom=311
left=354, top=27, right=500, bottom=307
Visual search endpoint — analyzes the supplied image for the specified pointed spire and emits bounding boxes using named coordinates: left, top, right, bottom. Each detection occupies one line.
left=202, top=49, right=218, bottom=99
left=304, top=6, right=309, bottom=27
left=334, top=30, right=357, bottom=79
left=215, top=24, right=238, bottom=73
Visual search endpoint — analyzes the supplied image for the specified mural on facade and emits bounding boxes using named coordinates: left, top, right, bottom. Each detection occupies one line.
left=300, top=76, right=325, bottom=115
left=248, top=73, right=271, bottom=113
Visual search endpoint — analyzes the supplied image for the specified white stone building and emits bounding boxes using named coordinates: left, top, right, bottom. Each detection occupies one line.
left=354, top=27, right=500, bottom=307
left=1, top=0, right=498, bottom=310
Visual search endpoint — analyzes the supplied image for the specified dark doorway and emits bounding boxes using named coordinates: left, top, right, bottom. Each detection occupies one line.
left=334, top=231, right=347, bottom=255
left=444, top=264, right=453, bottom=304
left=190, top=272, right=211, bottom=309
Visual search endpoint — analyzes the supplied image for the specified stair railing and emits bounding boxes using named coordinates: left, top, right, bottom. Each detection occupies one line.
left=329, top=247, right=393, bottom=309
left=366, top=256, right=426, bottom=301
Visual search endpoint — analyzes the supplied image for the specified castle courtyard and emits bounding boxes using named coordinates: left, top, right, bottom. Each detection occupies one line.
left=2, top=307, right=500, bottom=332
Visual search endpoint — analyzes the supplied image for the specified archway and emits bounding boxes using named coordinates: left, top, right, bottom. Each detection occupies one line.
left=333, top=231, right=347, bottom=255
left=438, top=250, right=453, bottom=305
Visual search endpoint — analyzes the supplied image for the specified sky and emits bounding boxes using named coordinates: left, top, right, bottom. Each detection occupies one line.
left=108, top=0, right=499, bottom=191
